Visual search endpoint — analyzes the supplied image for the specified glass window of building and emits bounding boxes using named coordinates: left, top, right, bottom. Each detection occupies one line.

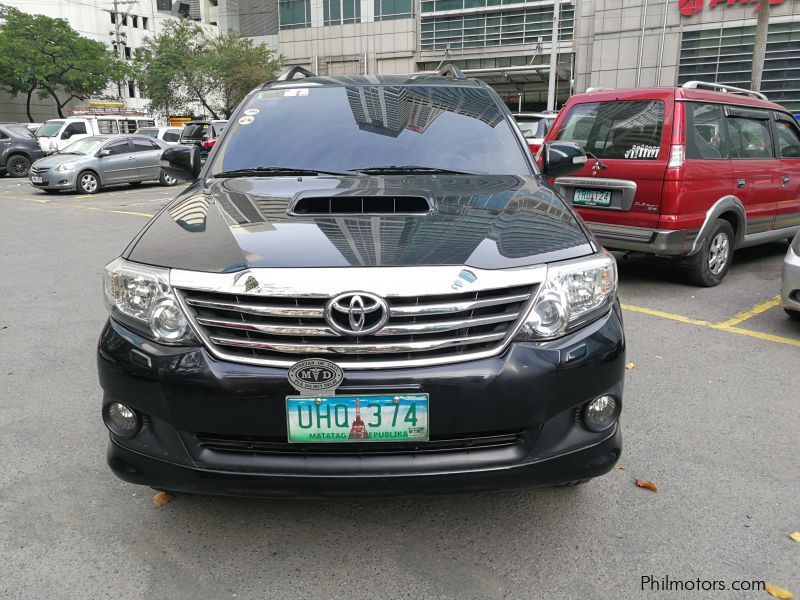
left=374, top=0, right=413, bottom=20
left=279, top=0, right=311, bottom=29
left=679, top=21, right=800, bottom=112
left=324, top=0, right=361, bottom=25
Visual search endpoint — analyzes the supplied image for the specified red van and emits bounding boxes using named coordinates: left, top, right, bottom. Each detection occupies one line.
left=544, top=82, right=800, bottom=285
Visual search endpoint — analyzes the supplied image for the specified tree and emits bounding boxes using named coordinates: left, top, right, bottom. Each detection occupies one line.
left=0, top=5, right=129, bottom=120
left=135, top=19, right=281, bottom=119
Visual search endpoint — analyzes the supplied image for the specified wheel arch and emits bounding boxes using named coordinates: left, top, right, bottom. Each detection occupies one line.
left=690, top=196, right=746, bottom=254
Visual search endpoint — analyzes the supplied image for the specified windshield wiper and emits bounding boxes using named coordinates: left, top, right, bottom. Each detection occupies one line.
left=352, top=165, right=474, bottom=175
left=213, top=166, right=356, bottom=178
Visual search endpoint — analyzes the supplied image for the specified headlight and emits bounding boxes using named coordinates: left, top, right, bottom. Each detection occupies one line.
left=792, top=232, right=800, bottom=256
left=49, top=141, right=57, bottom=151
left=516, top=251, right=617, bottom=340
left=56, top=162, right=76, bottom=172
left=103, top=257, right=197, bottom=345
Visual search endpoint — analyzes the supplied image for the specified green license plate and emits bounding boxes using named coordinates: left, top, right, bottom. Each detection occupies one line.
left=286, top=394, right=429, bottom=443
left=574, top=188, right=612, bottom=207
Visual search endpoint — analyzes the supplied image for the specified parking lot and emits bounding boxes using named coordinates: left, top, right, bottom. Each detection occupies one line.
left=1, top=176, right=798, bottom=599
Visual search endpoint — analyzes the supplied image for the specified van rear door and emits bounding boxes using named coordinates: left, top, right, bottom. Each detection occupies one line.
left=550, top=97, right=670, bottom=232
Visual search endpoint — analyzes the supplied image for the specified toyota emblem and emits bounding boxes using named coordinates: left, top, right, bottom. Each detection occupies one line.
left=325, top=292, right=389, bottom=335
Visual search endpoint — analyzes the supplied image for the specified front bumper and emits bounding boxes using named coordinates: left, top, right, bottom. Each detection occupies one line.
left=781, top=243, right=800, bottom=314
left=586, top=222, right=699, bottom=256
left=98, top=306, right=626, bottom=497
left=30, top=170, right=77, bottom=190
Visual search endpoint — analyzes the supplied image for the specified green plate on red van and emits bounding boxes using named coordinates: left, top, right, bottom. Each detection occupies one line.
left=574, top=188, right=612, bottom=207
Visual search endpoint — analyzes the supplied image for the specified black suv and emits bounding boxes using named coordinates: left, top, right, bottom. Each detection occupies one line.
left=98, top=66, right=625, bottom=497
left=0, top=123, right=44, bottom=177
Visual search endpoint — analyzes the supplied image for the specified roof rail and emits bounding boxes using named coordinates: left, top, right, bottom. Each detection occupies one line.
left=437, top=64, right=466, bottom=80
left=681, top=80, right=767, bottom=101
left=277, top=65, right=316, bottom=81
left=585, top=87, right=613, bottom=92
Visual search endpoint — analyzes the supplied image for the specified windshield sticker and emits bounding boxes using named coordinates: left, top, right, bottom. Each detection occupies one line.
left=255, top=90, right=284, bottom=101
left=284, top=88, right=309, bottom=97
left=243, top=108, right=260, bottom=116
left=624, top=145, right=660, bottom=159
left=238, top=116, right=255, bottom=126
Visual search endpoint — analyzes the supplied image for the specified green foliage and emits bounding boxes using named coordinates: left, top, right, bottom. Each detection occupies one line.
left=134, top=19, right=281, bottom=119
left=0, top=5, right=130, bottom=120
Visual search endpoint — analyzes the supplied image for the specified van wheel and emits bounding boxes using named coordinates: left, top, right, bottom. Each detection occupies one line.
left=686, top=219, right=734, bottom=287
left=159, top=170, right=178, bottom=186
left=7, top=155, right=31, bottom=178
left=77, top=170, right=100, bottom=194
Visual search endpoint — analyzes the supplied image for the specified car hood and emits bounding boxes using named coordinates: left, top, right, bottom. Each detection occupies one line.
left=33, top=153, right=89, bottom=168
left=125, top=174, right=593, bottom=272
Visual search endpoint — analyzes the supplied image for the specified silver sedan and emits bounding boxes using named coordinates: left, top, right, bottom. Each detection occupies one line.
left=782, top=232, right=800, bottom=321
left=28, top=134, right=177, bottom=194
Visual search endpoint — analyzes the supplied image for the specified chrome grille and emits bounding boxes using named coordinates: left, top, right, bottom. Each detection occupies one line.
left=177, top=283, right=537, bottom=368
left=30, top=166, right=51, bottom=175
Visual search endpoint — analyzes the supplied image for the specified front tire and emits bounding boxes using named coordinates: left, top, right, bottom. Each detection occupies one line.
left=159, top=170, right=177, bottom=186
left=686, top=219, right=734, bottom=287
left=7, top=155, right=31, bottom=178
left=77, top=170, right=100, bottom=195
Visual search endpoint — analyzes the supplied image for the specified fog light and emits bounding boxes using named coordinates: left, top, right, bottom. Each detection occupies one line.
left=104, top=402, right=140, bottom=437
left=583, top=395, right=619, bottom=432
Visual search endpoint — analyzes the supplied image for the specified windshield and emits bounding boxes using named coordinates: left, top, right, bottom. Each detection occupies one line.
left=556, top=100, right=665, bottom=160
left=516, top=119, right=550, bottom=139
left=36, top=120, right=64, bottom=138
left=181, top=123, right=210, bottom=142
left=210, top=85, right=530, bottom=175
left=59, top=137, right=103, bottom=155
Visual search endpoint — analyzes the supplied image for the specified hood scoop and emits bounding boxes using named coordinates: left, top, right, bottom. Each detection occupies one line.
left=289, top=195, right=433, bottom=216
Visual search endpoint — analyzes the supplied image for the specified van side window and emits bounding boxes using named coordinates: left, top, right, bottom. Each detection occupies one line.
left=98, top=119, right=119, bottom=134
left=774, top=119, right=800, bottom=158
left=119, top=120, right=137, bottom=134
left=685, top=103, right=727, bottom=159
left=726, top=117, right=773, bottom=159
left=137, top=120, right=156, bottom=128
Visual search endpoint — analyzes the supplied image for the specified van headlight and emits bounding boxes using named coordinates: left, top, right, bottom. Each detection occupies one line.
left=103, top=257, right=197, bottom=345
left=516, top=252, right=617, bottom=340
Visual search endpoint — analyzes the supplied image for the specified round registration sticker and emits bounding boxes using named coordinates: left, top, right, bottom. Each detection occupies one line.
left=238, top=115, right=255, bottom=125
left=243, top=108, right=260, bottom=116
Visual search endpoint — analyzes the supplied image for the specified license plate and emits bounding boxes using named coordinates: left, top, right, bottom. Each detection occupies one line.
left=573, top=188, right=612, bottom=207
left=30, top=176, right=43, bottom=184
left=286, top=394, right=429, bottom=443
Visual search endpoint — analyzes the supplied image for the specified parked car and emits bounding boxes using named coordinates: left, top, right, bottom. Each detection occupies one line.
left=782, top=232, right=800, bottom=320
left=513, top=111, right=557, bottom=155
left=135, top=126, right=183, bottom=145
left=36, top=115, right=157, bottom=154
left=0, top=122, right=44, bottom=178
left=544, top=81, right=800, bottom=286
left=97, top=65, right=625, bottom=498
left=29, top=134, right=176, bottom=194
left=178, top=119, right=227, bottom=161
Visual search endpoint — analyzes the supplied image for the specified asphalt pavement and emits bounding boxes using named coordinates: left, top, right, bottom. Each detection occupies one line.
left=1, top=176, right=798, bottom=600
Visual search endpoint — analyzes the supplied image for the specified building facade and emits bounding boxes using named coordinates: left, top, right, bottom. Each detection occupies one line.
left=275, top=0, right=800, bottom=112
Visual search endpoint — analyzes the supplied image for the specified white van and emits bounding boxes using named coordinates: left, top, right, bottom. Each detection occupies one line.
left=36, top=115, right=158, bottom=153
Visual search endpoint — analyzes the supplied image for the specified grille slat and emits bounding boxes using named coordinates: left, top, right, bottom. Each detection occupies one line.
left=178, top=282, right=537, bottom=367
left=197, top=431, right=524, bottom=456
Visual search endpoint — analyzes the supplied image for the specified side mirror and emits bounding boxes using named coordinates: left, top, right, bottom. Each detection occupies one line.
left=541, top=141, right=588, bottom=178
left=97, top=148, right=111, bottom=157
left=161, top=144, right=202, bottom=181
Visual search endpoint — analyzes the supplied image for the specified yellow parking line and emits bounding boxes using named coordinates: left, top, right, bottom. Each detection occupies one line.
left=620, top=304, right=712, bottom=327
left=622, top=302, right=800, bottom=348
left=716, top=295, right=781, bottom=327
